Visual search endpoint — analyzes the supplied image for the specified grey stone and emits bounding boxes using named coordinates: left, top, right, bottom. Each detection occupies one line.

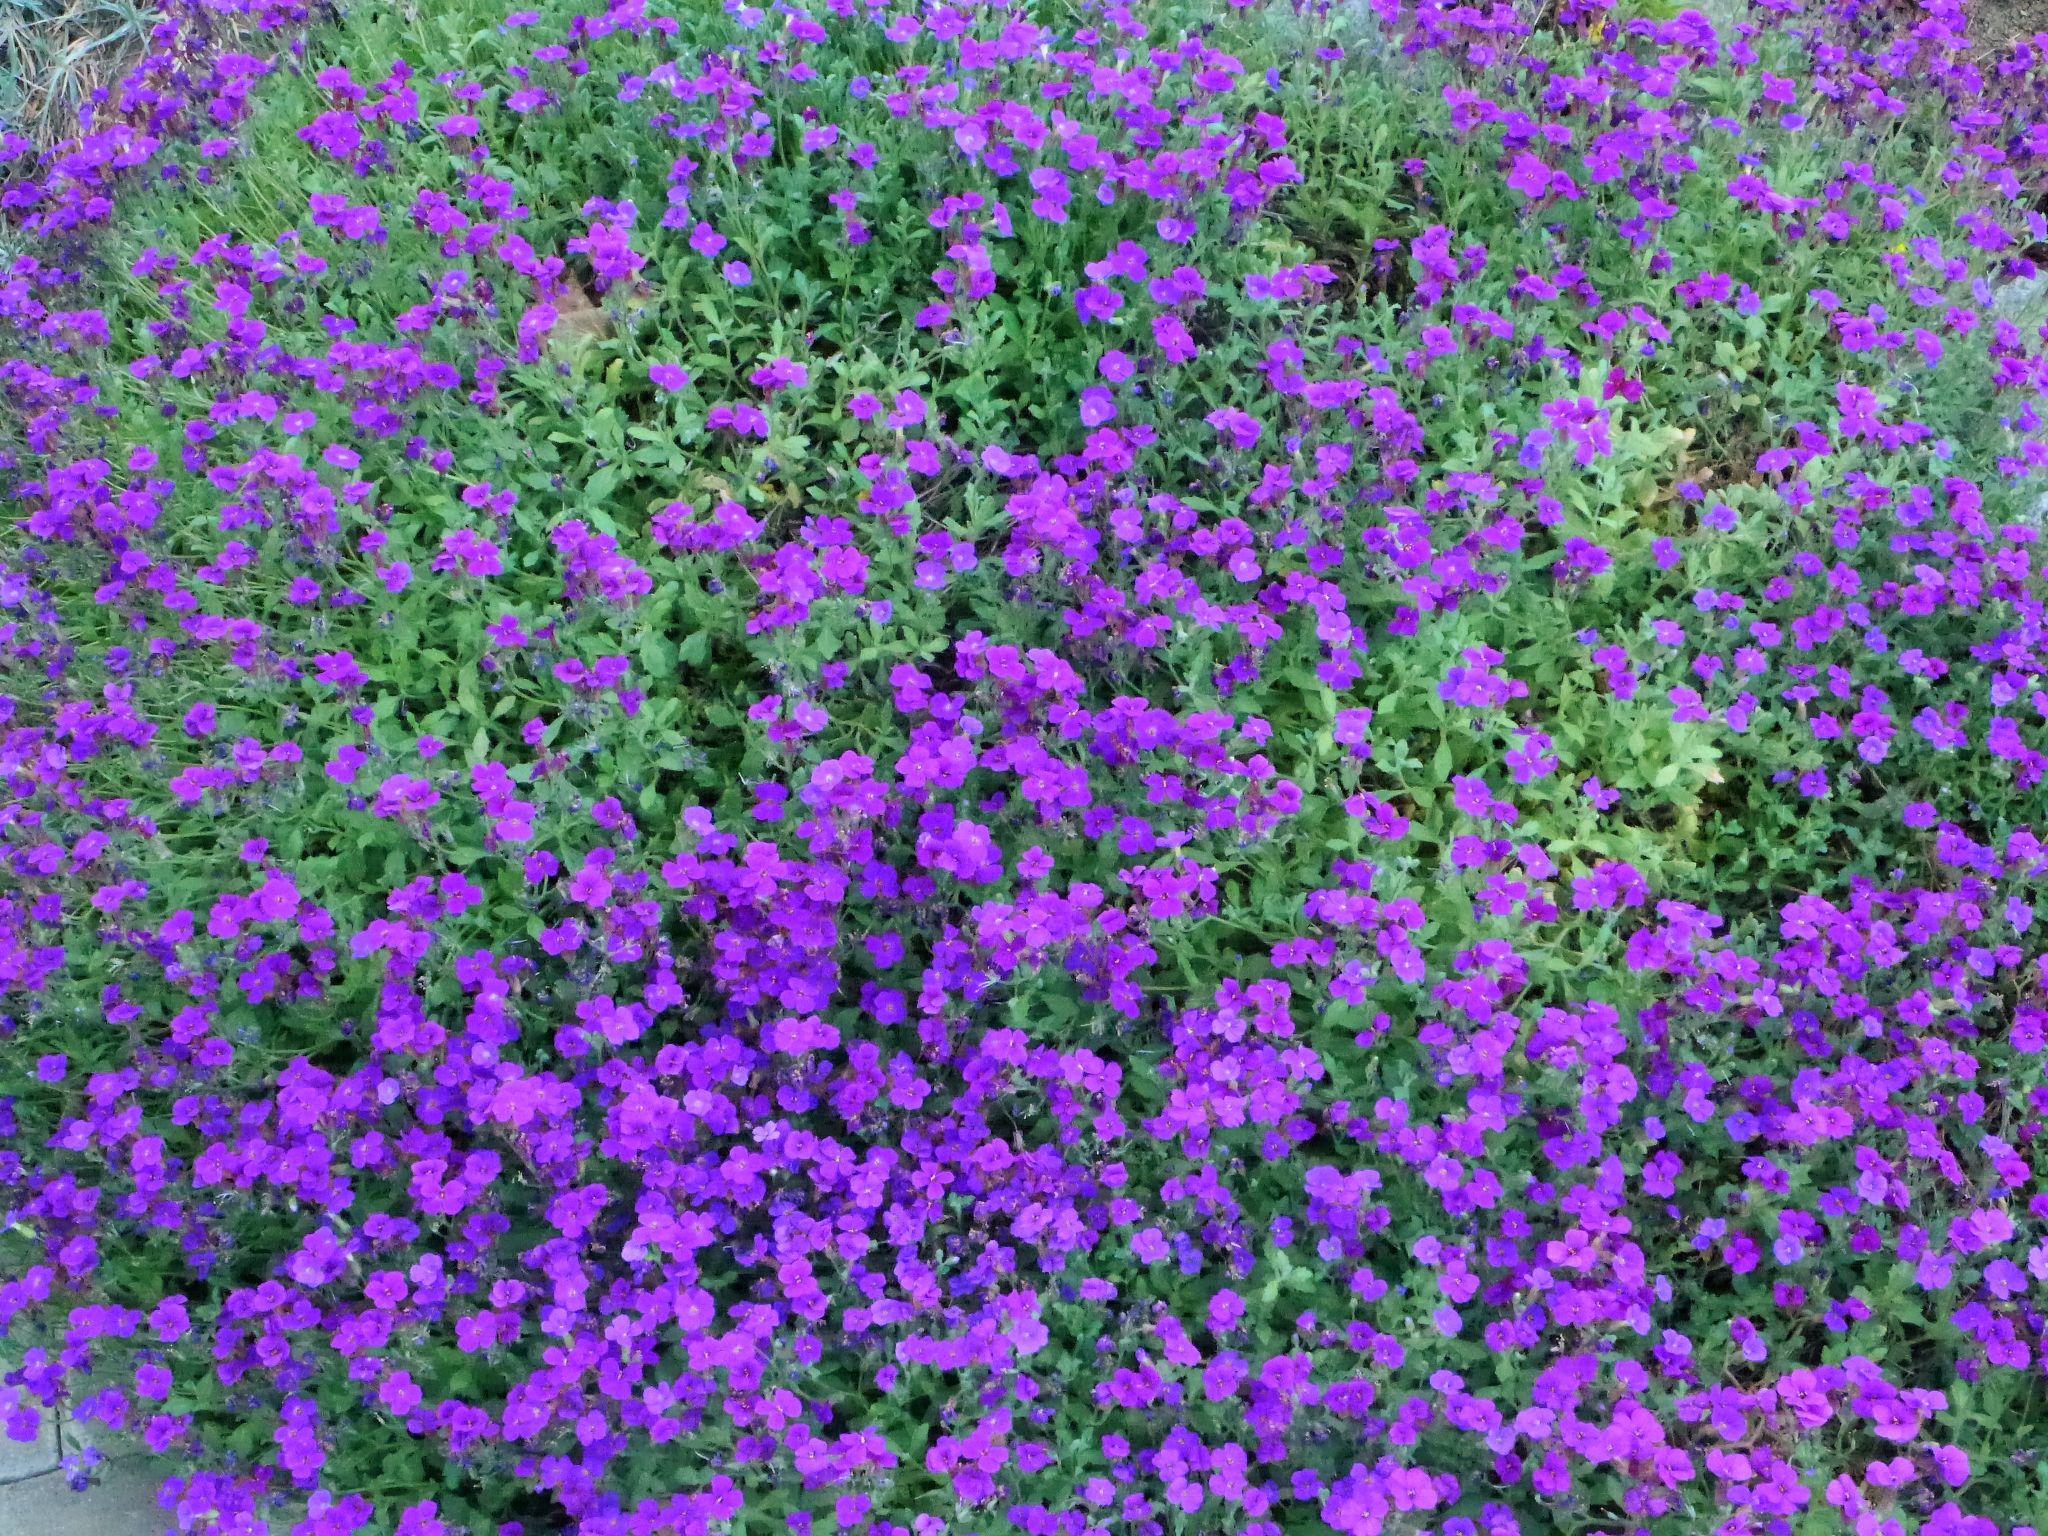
left=0, top=1457, right=168, bottom=1536
left=1692, top=0, right=1745, bottom=32
left=0, top=1406, right=58, bottom=1485
left=1992, top=272, right=2048, bottom=323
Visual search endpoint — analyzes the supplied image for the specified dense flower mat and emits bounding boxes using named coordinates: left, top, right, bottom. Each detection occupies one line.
left=6, top=0, right=2048, bottom=1530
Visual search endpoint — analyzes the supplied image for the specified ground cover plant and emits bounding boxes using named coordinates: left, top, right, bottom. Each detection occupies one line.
left=5, top=0, right=2048, bottom=1530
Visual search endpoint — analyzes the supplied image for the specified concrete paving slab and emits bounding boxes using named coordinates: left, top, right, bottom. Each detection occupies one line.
left=0, top=1407, right=58, bottom=1486
left=0, top=1457, right=168, bottom=1536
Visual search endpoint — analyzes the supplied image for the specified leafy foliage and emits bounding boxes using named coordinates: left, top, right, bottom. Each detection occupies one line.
left=4, top=0, right=2048, bottom=1533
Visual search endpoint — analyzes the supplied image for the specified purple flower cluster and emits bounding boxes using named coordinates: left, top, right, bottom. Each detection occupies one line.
left=4, top=0, right=2048, bottom=1532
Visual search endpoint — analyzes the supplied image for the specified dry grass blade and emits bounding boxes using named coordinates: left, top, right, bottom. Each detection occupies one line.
left=0, top=0, right=162, bottom=152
